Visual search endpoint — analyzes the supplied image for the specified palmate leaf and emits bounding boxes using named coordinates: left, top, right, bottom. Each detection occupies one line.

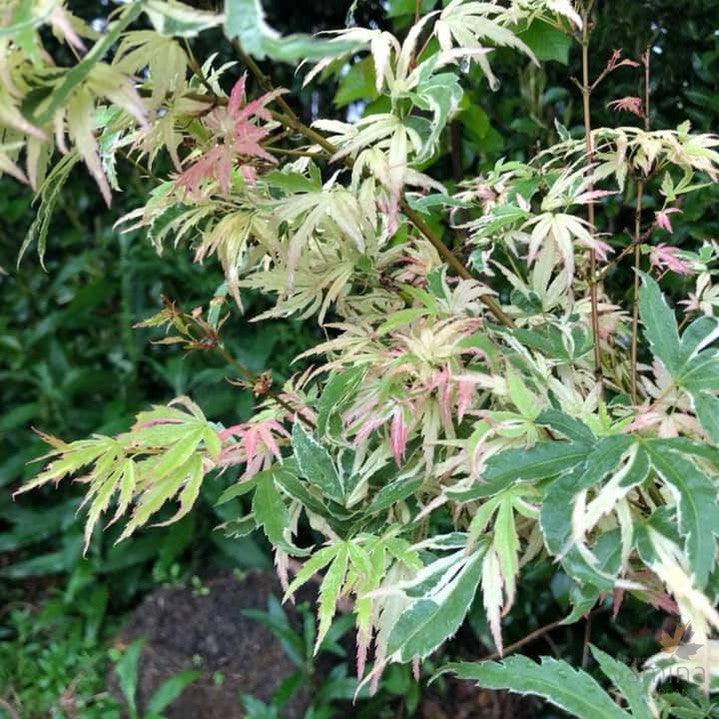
left=409, top=67, right=463, bottom=162
left=437, top=656, right=631, bottom=719
left=589, top=645, right=653, bottom=719
left=638, top=274, right=719, bottom=444
left=292, top=423, right=345, bottom=503
left=386, top=543, right=487, bottom=662
left=645, top=441, right=719, bottom=587
left=251, top=467, right=309, bottom=556
left=538, top=437, right=646, bottom=592
left=224, top=0, right=362, bottom=63
left=16, top=398, right=221, bottom=551
left=478, top=440, right=590, bottom=497
left=32, top=3, right=144, bottom=127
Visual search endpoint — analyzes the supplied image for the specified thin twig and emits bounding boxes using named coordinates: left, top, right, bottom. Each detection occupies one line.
left=631, top=50, right=651, bottom=403
left=213, top=344, right=316, bottom=430
left=581, top=613, right=593, bottom=667
left=595, top=225, right=652, bottom=282
left=579, top=3, right=604, bottom=383
left=183, top=39, right=216, bottom=97
left=481, top=607, right=605, bottom=663
left=631, top=182, right=644, bottom=403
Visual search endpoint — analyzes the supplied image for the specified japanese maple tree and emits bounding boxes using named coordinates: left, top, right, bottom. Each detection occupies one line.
left=4, top=0, right=719, bottom=715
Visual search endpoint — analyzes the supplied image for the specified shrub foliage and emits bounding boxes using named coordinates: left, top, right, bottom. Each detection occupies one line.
left=4, top=0, right=719, bottom=713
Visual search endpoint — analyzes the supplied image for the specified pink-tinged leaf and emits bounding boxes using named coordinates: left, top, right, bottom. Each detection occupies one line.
left=649, top=243, right=694, bottom=276
left=50, top=6, right=87, bottom=52
left=274, top=549, right=290, bottom=594
left=612, top=586, right=624, bottom=618
left=176, top=74, right=280, bottom=198
left=456, top=379, right=475, bottom=423
left=604, top=48, right=641, bottom=74
left=356, top=629, right=370, bottom=680
left=654, top=207, right=681, bottom=234
left=227, top=75, right=247, bottom=117
left=218, top=419, right=290, bottom=475
left=390, top=407, right=409, bottom=465
left=607, top=96, right=643, bottom=118
left=574, top=189, right=615, bottom=204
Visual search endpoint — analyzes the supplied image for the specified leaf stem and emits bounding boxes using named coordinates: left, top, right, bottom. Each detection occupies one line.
left=480, top=607, right=605, bottom=662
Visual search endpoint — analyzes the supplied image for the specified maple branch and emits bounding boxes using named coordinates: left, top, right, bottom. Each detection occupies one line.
left=630, top=181, right=644, bottom=404
left=212, top=344, right=316, bottom=430
left=631, top=50, right=651, bottom=404
left=233, top=43, right=515, bottom=329
left=183, top=39, right=216, bottom=98
left=480, top=607, right=605, bottom=663
left=594, top=225, right=652, bottom=283
left=176, top=304, right=317, bottom=429
left=579, top=3, right=604, bottom=384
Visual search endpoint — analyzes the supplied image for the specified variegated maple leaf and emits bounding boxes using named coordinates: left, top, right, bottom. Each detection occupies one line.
left=177, top=75, right=279, bottom=197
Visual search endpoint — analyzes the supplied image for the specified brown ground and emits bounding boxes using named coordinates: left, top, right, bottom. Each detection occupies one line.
left=111, top=571, right=541, bottom=718
left=111, top=571, right=309, bottom=718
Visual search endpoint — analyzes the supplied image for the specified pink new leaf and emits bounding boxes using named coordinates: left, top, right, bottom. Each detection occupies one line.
left=177, top=75, right=280, bottom=198
left=607, top=96, right=643, bottom=118
left=390, top=407, right=409, bottom=466
left=650, top=243, right=694, bottom=276
left=655, top=207, right=681, bottom=234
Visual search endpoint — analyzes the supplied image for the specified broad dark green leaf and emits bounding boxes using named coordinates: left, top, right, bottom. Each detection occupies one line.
left=518, top=20, right=573, bottom=64
left=680, top=315, right=719, bottom=360
left=535, top=409, right=595, bottom=443
left=366, top=477, right=422, bottom=514
left=689, top=390, right=719, bottom=444
left=645, top=443, right=719, bottom=587
left=387, top=547, right=486, bottom=662
left=438, top=656, right=631, bottom=719
left=316, top=366, right=366, bottom=437
left=638, top=272, right=683, bottom=376
left=590, top=645, right=652, bottom=719
left=335, top=58, right=378, bottom=108
left=292, top=423, right=344, bottom=503
left=479, top=441, right=591, bottom=497
left=252, top=468, right=309, bottom=556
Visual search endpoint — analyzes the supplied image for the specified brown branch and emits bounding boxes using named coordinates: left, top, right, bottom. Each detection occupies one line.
left=480, top=607, right=605, bottom=663
left=631, top=49, right=651, bottom=403
left=579, top=3, right=603, bottom=384
left=212, top=344, right=316, bottom=430
left=630, top=182, right=644, bottom=403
